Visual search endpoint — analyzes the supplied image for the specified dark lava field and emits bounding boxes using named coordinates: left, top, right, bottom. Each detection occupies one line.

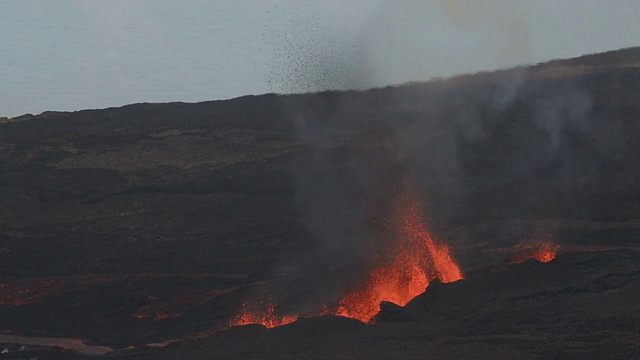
left=1, top=48, right=640, bottom=359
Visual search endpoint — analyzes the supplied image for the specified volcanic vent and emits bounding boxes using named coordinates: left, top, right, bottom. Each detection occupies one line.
left=230, top=193, right=464, bottom=327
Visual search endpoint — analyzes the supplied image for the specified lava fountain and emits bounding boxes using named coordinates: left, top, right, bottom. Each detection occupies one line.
left=398, top=199, right=464, bottom=283
left=229, top=195, right=464, bottom=326
left=334, top=197, right=463, bottom=323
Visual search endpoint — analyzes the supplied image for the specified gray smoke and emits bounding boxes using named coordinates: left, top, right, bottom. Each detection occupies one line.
left=260, top=2, right=633, bottom=312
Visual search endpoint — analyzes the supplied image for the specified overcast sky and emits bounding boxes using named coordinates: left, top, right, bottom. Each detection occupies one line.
left=1, top=0, right=639, bottom=117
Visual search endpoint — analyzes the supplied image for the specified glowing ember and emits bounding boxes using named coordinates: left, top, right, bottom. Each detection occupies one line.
left=511, top=242, right=559, bottom=264
left=229, top=300, right=298, bottom=329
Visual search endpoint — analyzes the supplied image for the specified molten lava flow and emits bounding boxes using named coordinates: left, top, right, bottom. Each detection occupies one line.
left=334, top=197, right=463, bottom=323
left=229, top=300, right=298, bottom=329
left=511, top=242, right=559, bottom=264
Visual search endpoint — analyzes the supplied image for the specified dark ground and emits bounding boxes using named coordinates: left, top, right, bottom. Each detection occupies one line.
left=1, top=48, right=640, bottom=359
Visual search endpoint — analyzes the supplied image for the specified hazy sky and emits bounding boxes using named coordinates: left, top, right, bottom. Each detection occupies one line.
left=1, top=0, right=639, bottom=117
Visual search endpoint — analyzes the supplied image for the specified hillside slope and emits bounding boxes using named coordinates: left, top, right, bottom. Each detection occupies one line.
left=0, top=47, right=639, bottom=359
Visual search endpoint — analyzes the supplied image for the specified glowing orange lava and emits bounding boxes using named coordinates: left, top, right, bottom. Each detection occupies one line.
left=399, top=200, right=464, bottom=283
left=229, top=196, right=464, bottom=327
left=229, top=300, right=298, bottom=329
left=334, top=252, right=430, bottom=322
left=334, top=197, right=463, bottom=323
left=511, top=242, right=559, bottom=264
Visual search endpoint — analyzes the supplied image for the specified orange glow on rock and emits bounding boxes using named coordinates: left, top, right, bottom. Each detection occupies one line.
left=511, top=242, right=559, bottom=264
